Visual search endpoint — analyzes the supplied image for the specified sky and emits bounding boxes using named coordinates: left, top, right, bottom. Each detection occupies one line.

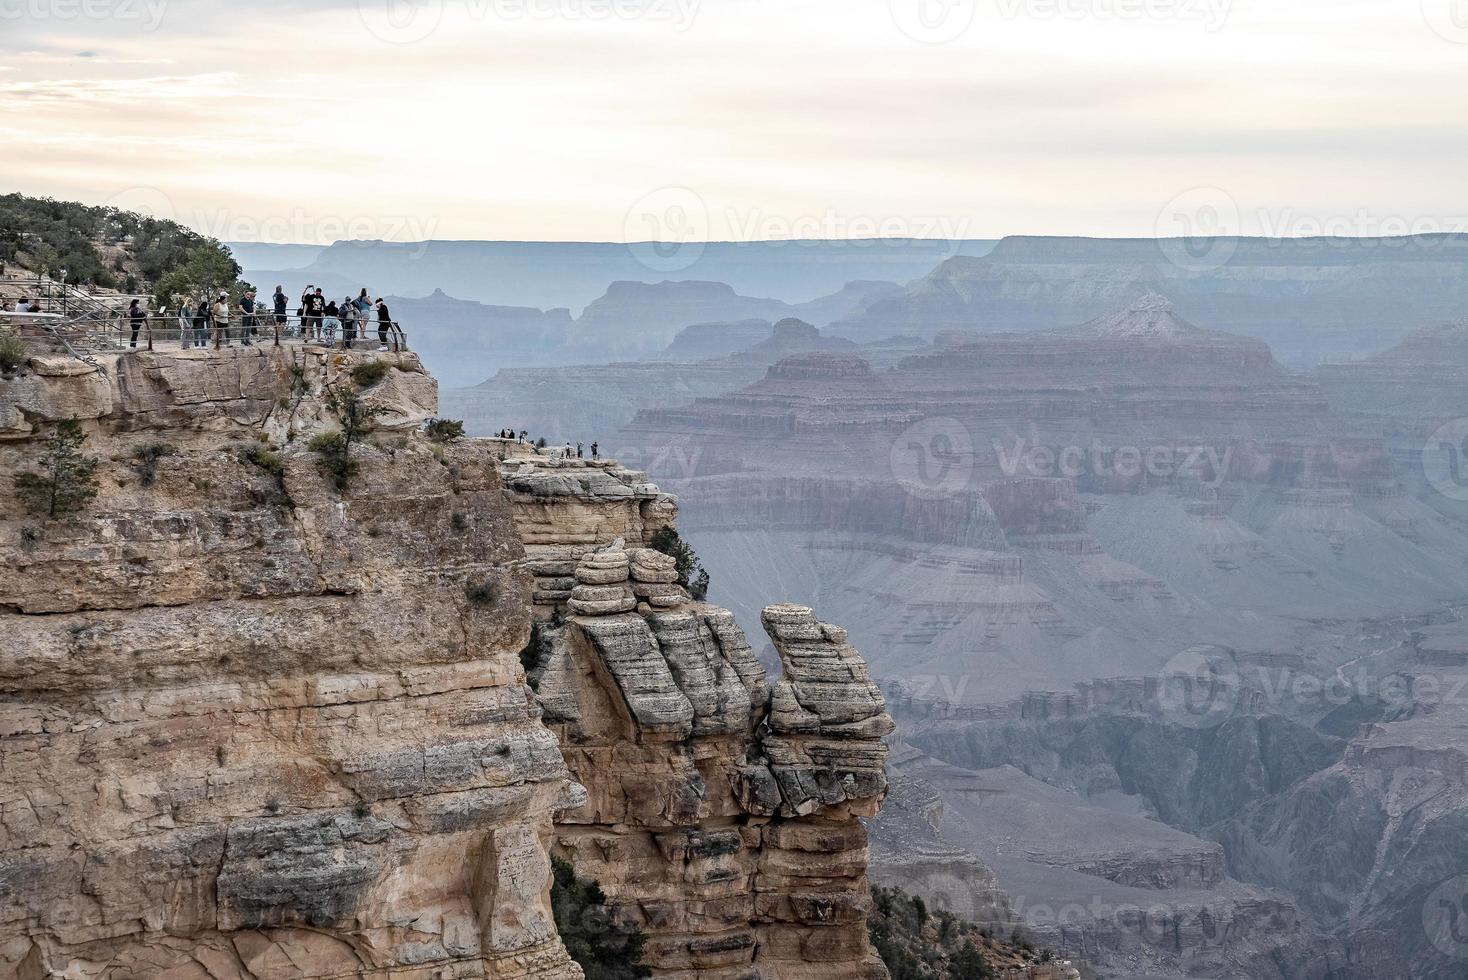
left=2, top=0, right=1467, bottom=244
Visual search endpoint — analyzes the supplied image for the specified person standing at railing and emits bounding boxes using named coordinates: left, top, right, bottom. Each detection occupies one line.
left=192, top=296, right=210, bottom=348
left=341, top=294, right=358, bottom=348
left=178, top=297, right=194, bottom=347
left=323, top=300, right=340, bottom=343
left=352, top=289, right=372, bottom=345
left=374, top=298, right=392, bottom=351
left=127, top=299, right=146, bottom=348
left=212, top=293, right=231, bottom=347
left=239, top=289, right=258, bottom=347
left=305, top=288, right=326, bottom=340
left=272, top=285, right=287, bottom=328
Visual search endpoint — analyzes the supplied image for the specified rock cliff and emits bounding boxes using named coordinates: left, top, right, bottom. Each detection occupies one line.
left=0, top=345, right=896, bottom=980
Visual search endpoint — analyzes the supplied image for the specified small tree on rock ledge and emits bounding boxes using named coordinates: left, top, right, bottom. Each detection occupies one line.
left=15, top=420, right=100, bottom=520
left=649, top=526, right=710, bottom=601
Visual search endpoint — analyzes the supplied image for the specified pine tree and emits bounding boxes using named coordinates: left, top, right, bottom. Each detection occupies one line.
left=15, top=420, right=100, bottom=519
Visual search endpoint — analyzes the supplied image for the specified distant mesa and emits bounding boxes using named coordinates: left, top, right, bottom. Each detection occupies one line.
left=1075, top=291, right=1200, bottom=339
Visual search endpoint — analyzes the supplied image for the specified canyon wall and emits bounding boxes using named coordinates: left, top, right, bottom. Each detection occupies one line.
left=0, top=346, right=895, bottom=980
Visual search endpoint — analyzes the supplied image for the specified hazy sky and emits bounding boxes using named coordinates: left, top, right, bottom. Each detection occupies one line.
left=2, top=0, right=1466, bottom=243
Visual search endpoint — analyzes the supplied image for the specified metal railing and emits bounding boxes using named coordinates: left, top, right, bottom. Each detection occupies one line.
left=6, top=310, right=408, bottom=355
left=0, top=274, right=140, bottom=319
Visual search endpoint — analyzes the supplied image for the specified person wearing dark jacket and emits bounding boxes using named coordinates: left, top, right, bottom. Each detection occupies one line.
left=375, top=298, right=392, bottom=350
left=127, top=299, right=146, bottom=348
left=272, top=286, right=287, bottom=326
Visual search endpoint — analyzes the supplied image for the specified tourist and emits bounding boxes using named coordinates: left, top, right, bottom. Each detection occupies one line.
left=272, top=285, right=287, bottom=328
left=353, top=288, right=372, bottom=340
left=306, top=288, right=326, bottom=340
left=519, top=430, right=528, bottom=443
left=590, top=442, right=599, bottom=459
left=323, top=299, right=340, bottom=343
left=375, top=298, right=392, bottom=350
left=577, top=442, right=584, bottom=459
left=192, top=296, right=210, bottom=348
left=177, top=296, right=194, bottom=347
left=341, top=295, right=357, bottom=347
left=212, top=293, right=231, bottom=346
left=238, top=290, right=258, bottom=346
left=127, top=298, right=146, bottom=348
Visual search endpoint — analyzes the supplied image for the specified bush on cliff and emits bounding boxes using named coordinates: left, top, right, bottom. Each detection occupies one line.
left=424, top=417, right=465, bottom=443
left=350, top=360, right=389, bottom=388
left=869, top=886, right=998, bottom=980
left=311, top=386, right=384, bottom=493
left=550, top=857, right=649, bottom=980
left=0, top=333, right=27, bottom=375
left=649, top=526, right=710, bottom=601
left=15, top=420, right=100, bottom=520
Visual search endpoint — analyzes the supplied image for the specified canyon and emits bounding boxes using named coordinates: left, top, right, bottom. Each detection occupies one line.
left=604, top=294, right=1468, bottom=978
left=0, top=345, right=898, bottom=979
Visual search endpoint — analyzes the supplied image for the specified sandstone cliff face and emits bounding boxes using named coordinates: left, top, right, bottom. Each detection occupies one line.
left=0, top=347, right=895, bottom=980
left=500, top=450, right=896, bottom=978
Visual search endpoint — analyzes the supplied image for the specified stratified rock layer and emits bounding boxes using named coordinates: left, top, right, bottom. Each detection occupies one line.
left=507, top=499, right=896, bottom=978
left=0, top=346, right=897, bottom=980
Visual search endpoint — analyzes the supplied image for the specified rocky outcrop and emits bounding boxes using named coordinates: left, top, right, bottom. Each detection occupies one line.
left=0, top=346, right=898, bottom=979
left=518, top=529, right=897, bottom=977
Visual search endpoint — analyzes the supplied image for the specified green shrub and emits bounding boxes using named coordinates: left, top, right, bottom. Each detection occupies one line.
left=309, top=386, right=384, bottom=494
left=15, top=420, right=99, bottom=520
left=309, top=431, right=354, bottom=493
left=350, top=360, right=389, bottom=388
left=238, top=444, right=293, bottom=508
left=129, top=443, right=177, bottom=488
left=425, top=417, right=465, bottom=443
left=648, top=526, right=710, bottom=601
left=551, top=857, right=649, bottom=980
left=0, top=333, right=26, bottom=374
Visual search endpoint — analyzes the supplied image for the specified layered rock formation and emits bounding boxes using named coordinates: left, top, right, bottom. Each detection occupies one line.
left=832, top=234, right=1468, bottom=367
left=0, top=346, right=897, bottom=979
left=608, top=297, right=1468, bottom=976
left=498, top=448, right=897, bottom=977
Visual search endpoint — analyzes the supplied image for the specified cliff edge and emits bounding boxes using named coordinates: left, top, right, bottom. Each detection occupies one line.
left=0, top=345, right=894, bottom=980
